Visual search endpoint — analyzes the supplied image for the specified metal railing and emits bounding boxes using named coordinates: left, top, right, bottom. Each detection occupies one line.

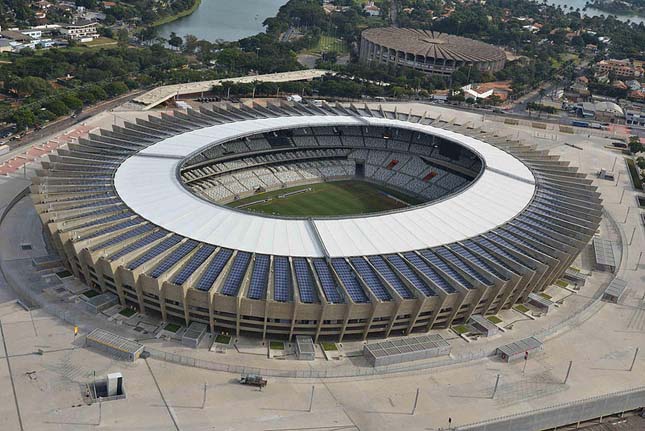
left=455, top=386, right=645, bottom=431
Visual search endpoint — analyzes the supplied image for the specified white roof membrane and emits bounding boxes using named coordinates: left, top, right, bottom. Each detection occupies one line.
left=114, top=116, right=536, bottom=257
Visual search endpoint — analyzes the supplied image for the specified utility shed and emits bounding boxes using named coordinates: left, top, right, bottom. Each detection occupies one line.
left=364, top=334, right=451, bottom=367
left=182, top=322, right=207, bottom=348
left=497, top=336, right=543, bottom=362
left=295, top=336, right=315, bottom=361
left=468, top=314, right=499, bottom=337
left=593, top=237, right=616, bottom=272
left=602, top=278, right=627, bottom=303
left=86, top=328, right=144, bottom=362
left=528, top=292, right=555, bottom=314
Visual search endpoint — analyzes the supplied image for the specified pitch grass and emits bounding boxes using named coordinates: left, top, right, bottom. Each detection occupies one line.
left=228, top=180, right=423, bottom=217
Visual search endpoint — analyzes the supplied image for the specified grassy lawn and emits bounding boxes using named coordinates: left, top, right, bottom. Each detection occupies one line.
left=270, top=341, right=285, bottom=350
left=228, top=180, right=423, bottom=217
left=215, top=334, right=231, bottom=344
left=81, top=289, right=100, bottom=298
left=539, top=292, right=553, bottom=300
left=514, top=304, right=530, bottom=313
left=555, top=279, right=569, bottom=288
left=452, top=325, right=469, bottom=334
left=486, top=315, right=502, bottom=324
left=119, top=307, right=137, bottom=317
left=321, top=342, right=338, bottom=351
left=305, top=34, right=349, bottom=55
left=626, top=158, right=643, bottom=190
left=164, top=323, right=181, bottom=333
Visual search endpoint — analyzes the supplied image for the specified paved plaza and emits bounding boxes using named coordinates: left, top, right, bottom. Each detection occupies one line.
left=0, top=101, right=643, bottom=430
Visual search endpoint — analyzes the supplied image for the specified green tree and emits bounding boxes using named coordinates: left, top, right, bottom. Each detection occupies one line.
left=12, top=109, right=36, bottom=131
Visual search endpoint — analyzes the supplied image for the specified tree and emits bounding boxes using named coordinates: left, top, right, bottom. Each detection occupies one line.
left=168, top=32, right=183, bottom=50
left=628, top=136, right=644, bottom=154
left=12, top=109, right=36, bottom=131
left=44, top=99, right=69, bottom=116
left=104, top=81, right=129, bottom=97
left=636, top=157, right=645, bottom=170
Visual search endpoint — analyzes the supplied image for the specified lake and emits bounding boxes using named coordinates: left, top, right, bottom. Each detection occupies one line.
left=159, top=0, right=643, bottom=44
left=158, top=0, right=289, bottom=42
left=545, top=0, right=644, bottom=24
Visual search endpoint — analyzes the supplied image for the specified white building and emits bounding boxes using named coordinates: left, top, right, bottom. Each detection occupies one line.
left=60, top=20, right=99, bottom=40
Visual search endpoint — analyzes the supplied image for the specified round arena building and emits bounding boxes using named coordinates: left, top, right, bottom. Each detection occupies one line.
left=360, top=27, right=506, bottom=77
left=32, top=102, right=601, bottom=342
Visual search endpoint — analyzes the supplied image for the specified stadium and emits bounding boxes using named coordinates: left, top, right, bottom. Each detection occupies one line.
left=31, top=102, right=602, bottom=341
left=360, top=27, right=507, bottom=77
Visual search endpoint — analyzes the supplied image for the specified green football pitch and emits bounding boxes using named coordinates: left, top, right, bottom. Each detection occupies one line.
left=227, top=180, right=424, bottom=217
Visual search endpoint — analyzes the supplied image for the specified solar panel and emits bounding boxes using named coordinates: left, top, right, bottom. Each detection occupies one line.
left=196, top=248, right=233, bottom=291
left=90, top=224, right=154, bottom=252
left=247, top=254, right=270, bottom=300
left=490, top=231, right=547, bottom=263
left=312, top=259, right=344, bottom=303
left=331, top=258, right=369, bottom=303
left=293, top=258, right=317, bottom=303
left=273, top=256, right=292, bottom=302
left=220, top=252, right=251, bottom=296
left=368, top=256, right=414, bottom=299
left=350, top=257, right=392, bottom=301
left=481, top=233, right=536, bottom=268
left=80, top=217, right=140, bottom=240
left=402, top=252, right=455, bottom=293
left=421, top=249, right=474, bottom=289
left=172, top=245, right=216, bottom=285
left=505, top=225, right=560, bottom=253
left=451, top=244, right=506, bottom=281
left=109, top=230, right=167, bottom=261
left=126, top=235, right=182, bottom=270
left=462, top=239, right=516, bottom=274
left=73, top=210, right=128, bottom=229
left=385, top=254, right=435, bottom=296
left=149, top=240, right=199, bottom=279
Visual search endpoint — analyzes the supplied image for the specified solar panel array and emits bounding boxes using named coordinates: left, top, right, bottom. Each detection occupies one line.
left=221, top=252, right=251, bottom=296
left=248, top=254, right=270, bottom=300
left=435, top=247, right=490, bottom=286
left=196, top=248, right=233, bottom=291
left=421, top=249, right=474, bottom=289
left=350, top=257, right=392, bottom=301
left=273, top=256, right=292, bottom=302
left=126, top=235, right=182, bottom=270
left=368, top=256, right=414, bottom=299
left=312, top=259, right=344, bottom=303
left=172, top=245, right=216, bottom=285
left=331, top=258, right=369, bottom=303
left=149, top=240, right=199, bottom=279
left=462, top=239, right=516, bottom=275
left=385, top=254, right=435, bottom=296
left=109, top=230, right=167, bottom=261
left=81, top=218, right=141, bottom=240
left=293, top=258, right=317, bottom=303
left=90, top=224, right=154, bottom=252
left=402, top=252, right=455, bottom=293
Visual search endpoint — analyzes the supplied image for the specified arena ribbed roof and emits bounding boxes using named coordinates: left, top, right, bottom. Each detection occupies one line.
left=361, top=28, right=506, bottom=63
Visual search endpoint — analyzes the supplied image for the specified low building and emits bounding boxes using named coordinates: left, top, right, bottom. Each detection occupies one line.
left=461, top=81, right=512, bottom=102
left=0, top=39, right=12, bottom=53
left=527, top=293, right=555, bottom=314
left=496, top=337, right=543, bottom=362
left=596, top=59, right=643, bottom=79
left=626, top=110, right=645, bottom=128
left=577, top=101, right=624, bottom=124
left=363, top=1, right=381, bottom=16
left=602, top=278, right=627, bottom=303
left=60, top=20, right=99, bottom=40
